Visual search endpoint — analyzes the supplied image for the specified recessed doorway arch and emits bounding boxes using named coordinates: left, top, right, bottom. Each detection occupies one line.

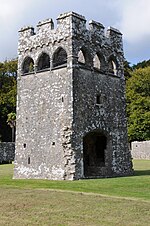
left=83, top=131, right=107, bottom=177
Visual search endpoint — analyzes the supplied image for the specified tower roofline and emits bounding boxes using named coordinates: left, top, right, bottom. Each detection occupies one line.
left=57, top=11, right=86, bottom=21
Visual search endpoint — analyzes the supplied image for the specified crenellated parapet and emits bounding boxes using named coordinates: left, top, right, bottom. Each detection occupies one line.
left=18, top=12, right=124, bottom=78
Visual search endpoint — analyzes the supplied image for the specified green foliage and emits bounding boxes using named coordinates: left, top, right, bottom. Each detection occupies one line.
left=124, top=60, right=132, bottom=80
left=0, top=59, right=17, bottom=141
left=132, top=59, right=150, bottom=70
left=7, top=112, right=16, bottom=128
left=0, top=160, right=150, bottom=199
left=126, top=66, right=150, bottom=141
left=0, top=57, right=149, bottom=142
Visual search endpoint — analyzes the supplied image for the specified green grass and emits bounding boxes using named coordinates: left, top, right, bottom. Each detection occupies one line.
left=0, top=160, right=150, bottom=200
left=0, top=160, right=149, bottom=226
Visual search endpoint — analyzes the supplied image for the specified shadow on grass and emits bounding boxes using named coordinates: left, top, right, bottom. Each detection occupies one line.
left=134, top=170, right=150, bottom=176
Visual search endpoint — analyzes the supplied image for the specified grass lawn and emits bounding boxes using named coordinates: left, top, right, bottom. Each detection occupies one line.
left=0, top=160, right=149, bottom=226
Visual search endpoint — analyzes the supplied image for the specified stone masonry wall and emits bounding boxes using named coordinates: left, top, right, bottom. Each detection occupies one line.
left=0, top=142, right=15, bottom=163
left=131, top=141, right=150, bottom=159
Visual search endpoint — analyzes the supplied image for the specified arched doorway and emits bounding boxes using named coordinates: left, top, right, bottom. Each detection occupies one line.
left=83, top=131, right=107, bottom=177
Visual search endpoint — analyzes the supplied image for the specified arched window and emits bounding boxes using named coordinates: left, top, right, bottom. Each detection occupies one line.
left=93, top=54, right=101, bottom=69
left=108, top=58, right=117, bottom=75
left=53, top=47, right=67, bottom=68
left=78, top=47, right=92, bottom=66
left=22, top=57, right=34, bottom=74
left=37, top=53, right=50, bottom=71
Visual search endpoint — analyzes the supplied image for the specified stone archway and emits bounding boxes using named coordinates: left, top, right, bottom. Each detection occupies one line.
left=83, top=131, right=107, bottom=177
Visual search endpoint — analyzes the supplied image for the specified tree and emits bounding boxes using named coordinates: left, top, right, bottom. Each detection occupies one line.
left=126, top=66, right=150, bottom=142
left=124, top=60, right=132, bottom=80
left=0, top=59, right=17, bottom=141
left=132, top=59, right=150, bottom=70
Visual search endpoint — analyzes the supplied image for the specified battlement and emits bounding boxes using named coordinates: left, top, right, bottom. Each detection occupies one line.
left=37, top=18, right=54, bottom=32
left=19, top=26, right=35, bottom=36
left=57, top=11, right=86, bottom=21
left=18, top=11, right=122, bottom=40
left=18, top=11, right=124, bottom=78
left=89, top=20, right=104, bottom=30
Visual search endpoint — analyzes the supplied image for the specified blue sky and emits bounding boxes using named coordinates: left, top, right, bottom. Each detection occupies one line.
left=0, top=0, right=150, bottom=64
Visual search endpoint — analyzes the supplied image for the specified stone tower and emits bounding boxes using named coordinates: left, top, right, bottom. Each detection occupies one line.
left=14, top=12, right=133, bottom=180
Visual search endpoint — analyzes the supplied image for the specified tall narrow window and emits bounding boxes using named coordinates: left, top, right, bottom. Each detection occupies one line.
left=28, top=157, right=30, bottom=164
left=96, top=95, right=101, bottom=104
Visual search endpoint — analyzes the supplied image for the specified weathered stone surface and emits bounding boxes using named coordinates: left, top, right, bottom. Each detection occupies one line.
left=0, top=142, right=15, bottom=163
left=14, top=12, right=133, bottom=180
left=131, top=141, right=150, bottom=160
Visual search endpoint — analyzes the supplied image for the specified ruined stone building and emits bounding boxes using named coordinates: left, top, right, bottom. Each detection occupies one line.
left=14, top=12, right=133, bottom=180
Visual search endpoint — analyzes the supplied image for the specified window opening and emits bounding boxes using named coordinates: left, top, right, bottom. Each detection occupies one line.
left=78, top=50, right=85, bottom=64
left=22, top=57, right=34, bottom=74
left=96, top=95, right=101, bottom=104
left=53, top=47, right=67, bottom=68
left=93, top=54, right=101, bottom=69
left=109, top=60, right=117, bottom=75
left=28, top=157, right=30, bottom=164
left=37, top=53, right=50, bottom=71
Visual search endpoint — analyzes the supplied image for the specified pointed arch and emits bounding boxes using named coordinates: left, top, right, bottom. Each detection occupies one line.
left=78, top=49, right=85, bottom=64
left=108, top=56, right=118, bottom=75
left=93, top=52, right=106, bottom=71
left=78, top=47, right=92, bottom=66
left=37, top=52, right=50, bottom=71
left=93, top=54, right=101, bottom=69
left=22, top=57, right=34, bottom=74
left=52, top=47, right=67, bottom=68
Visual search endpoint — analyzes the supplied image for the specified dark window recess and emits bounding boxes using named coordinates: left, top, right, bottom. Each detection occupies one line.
left=96, top=95, right=101, bottom=104
left=53, top=47, right=67, bottom=67
left=37, top=53, right=50, bottom=71
left=52, top=142, right=55, bottom=146
left=28, top=157, right=30, bottom=164
left=62, top=97, right=64, bottom=102
left=22, top=57, right=34, bottom=74
left=23, top=143, right=26, bottom=148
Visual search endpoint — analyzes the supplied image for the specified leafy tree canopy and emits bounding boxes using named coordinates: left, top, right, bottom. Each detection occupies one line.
left=132, top=59, right=150, bottom=70
left=0, top=59, right=17, bottom=141
left=126, top=66, right=150, bottom=142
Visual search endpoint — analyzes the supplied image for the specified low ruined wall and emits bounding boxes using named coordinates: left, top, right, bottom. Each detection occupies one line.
left=131, top=141, right=150, bottom=160
left=0, top=142, right=15, bottom=163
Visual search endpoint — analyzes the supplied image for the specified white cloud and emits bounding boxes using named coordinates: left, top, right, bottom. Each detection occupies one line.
left=116, top=0, right=150, bottom=43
